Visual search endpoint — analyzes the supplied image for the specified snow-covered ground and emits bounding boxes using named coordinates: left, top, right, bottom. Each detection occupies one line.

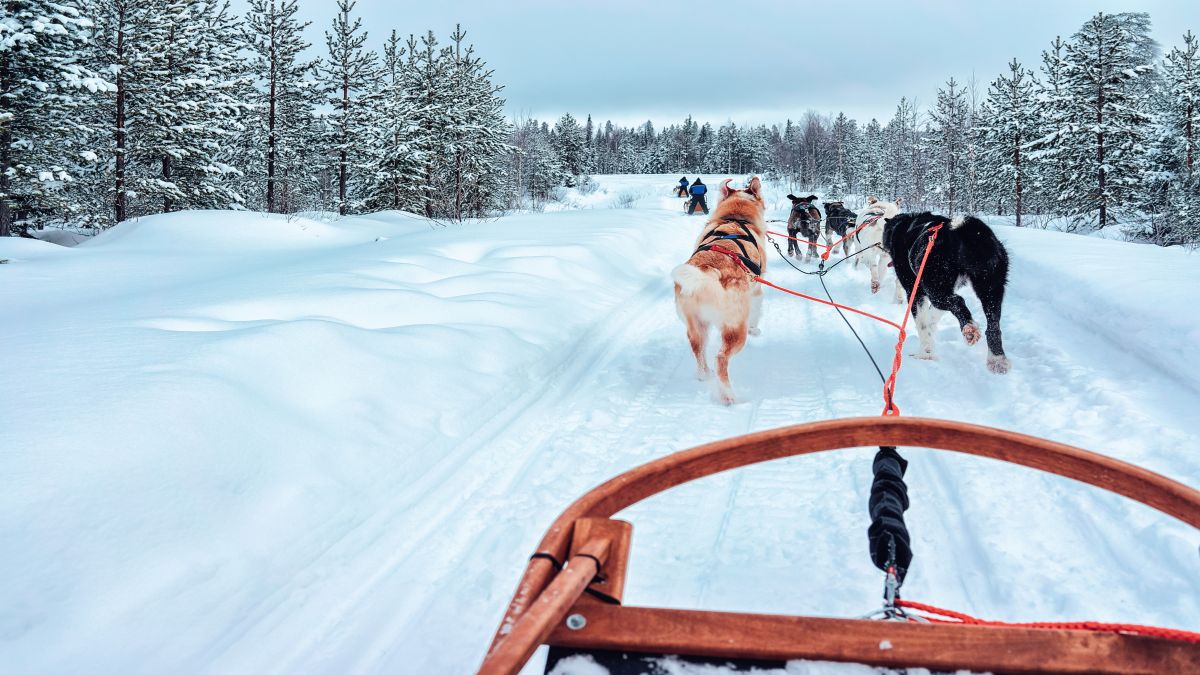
left=2, top=174, right=1199, bottom=674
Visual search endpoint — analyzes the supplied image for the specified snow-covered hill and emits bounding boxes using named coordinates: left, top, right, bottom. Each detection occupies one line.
left=2, top=175, right=1199, bottom=673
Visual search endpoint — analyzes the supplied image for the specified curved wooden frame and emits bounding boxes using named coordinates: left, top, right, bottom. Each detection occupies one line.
left=478, top=417, right=1200, bottom=674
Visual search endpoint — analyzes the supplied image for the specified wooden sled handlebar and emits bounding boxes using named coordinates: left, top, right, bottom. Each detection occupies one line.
left=478, top=416, right=1200, bottom=674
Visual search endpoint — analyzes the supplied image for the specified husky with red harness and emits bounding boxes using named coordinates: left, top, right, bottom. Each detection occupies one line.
left=672, top=177, right=767, bottom=404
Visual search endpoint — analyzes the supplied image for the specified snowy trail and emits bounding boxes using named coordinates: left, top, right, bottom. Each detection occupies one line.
left=3, top=176, right=1199, bottom=674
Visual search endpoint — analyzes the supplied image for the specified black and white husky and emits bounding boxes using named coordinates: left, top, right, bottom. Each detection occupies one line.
left=882, top=212, right=1011, bottom=374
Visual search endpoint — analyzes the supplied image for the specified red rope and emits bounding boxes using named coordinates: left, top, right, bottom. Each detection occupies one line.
left=711, top=224, right=944, bottom=416
left=767, top=215, right=880, bottom=261
left=895, top=599, right=1200, bottom=644
left=880, top=223, right=941, bottom=416
left=754, top=278, right=902, bottom=330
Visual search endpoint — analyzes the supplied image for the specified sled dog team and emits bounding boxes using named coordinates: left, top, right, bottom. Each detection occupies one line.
left=673, top=177, right=1010, bottom=405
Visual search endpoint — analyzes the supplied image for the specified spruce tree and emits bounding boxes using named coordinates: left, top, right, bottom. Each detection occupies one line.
left=1162, top=31, right=1200, bottom=178
left=362, top=30, right=418, bottom=212
left=552, top=113, right=586, bottom=186
left=861, top=118, right=886, bottom=198
left=444, top=25, right=508, bottom=218
left=1060, top=12, right=1155, bottom=227
left=137, top=0, right=248, bottom=214
left=0, top=0, right=105, bottom=235
left=929, top=78, right=971, bottom=213
left=977, top=59, right=1038, bottom=225
left=242, top=0, right=318, bottom=213
left=319, top=0, right=376, bottom=216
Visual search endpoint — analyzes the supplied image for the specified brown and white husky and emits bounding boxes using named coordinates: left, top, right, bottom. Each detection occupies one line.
left=672, top=176, right=767, bottom=404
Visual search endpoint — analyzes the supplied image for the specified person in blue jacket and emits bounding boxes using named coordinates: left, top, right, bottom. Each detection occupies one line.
left=688, top=178, right=708, bottom=215
left=677, top=176, right=689, bottom=197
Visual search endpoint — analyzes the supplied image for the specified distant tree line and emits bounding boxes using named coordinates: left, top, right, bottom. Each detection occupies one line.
left=518, top=12, right=1198, bottom=245
left=4, top=7, right=1197, bottom=245
left=0, top=0, right=510, bottom=237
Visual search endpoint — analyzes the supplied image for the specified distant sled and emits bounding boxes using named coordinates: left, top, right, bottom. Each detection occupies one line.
left=478, top=417, right=1200, bottom=674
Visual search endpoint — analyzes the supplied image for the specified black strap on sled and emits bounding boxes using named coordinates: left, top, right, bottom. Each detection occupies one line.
left=868, top=445, right=913, bottom=586
left=530, top=552, right=621, bottom=605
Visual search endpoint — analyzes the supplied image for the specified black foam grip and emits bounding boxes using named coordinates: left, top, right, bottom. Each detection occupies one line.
left=868, top=446, right=913, bottom=583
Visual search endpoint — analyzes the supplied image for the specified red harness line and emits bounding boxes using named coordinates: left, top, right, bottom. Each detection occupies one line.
left=768, top=215, right=882, bottom=261
left=710, top=224, right=943, bottom=416
left=880, top=223, right=941, bottom=416
left=895, top=599, right=1200, bottom=644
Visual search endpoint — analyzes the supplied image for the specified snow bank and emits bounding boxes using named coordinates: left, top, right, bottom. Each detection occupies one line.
left=0, top=206, right=691, bottom=672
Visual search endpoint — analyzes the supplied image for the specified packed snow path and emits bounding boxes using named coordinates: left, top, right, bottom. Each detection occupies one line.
left=2, top=175, right=1199, bottom=673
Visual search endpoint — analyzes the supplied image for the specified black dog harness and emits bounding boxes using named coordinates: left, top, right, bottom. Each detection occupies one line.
left=693, top=217, right=763, bottom=276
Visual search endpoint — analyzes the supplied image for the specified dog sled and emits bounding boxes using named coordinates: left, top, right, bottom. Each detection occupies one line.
left=477, top=416, right=1200, bottom=674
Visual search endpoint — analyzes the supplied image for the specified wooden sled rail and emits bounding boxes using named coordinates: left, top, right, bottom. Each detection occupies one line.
left=479, top=416, right=1200, bottom=674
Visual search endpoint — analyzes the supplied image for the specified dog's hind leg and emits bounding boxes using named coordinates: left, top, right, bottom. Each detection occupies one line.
left=926, top=290, right=979, bottom=346
left=912, top=298, right=944, bottom=359
left=686, top=315, right=711, bottom=380
left=976, top=279, right=1009, bottom=374
left=748, top=288, right=763, bottom=336
left=715, top=324, right=748, bottom=405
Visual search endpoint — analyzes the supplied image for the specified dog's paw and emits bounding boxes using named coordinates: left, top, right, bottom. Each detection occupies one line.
left=748, top=326, right=761, bottom=336
left=717, top=392, right=736, bottom=406
left=911, top=349, right=937, bottom=361
left=696, top=368, right=711, bottom=381
left=987, top=353, right=1011, bottom=374
left=870, top=280, right=880, bottom=294
left=962, top=323, right=981, bottom=345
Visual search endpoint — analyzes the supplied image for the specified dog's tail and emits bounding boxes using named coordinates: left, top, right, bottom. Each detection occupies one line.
left=672, top=263, right=720, bottom=298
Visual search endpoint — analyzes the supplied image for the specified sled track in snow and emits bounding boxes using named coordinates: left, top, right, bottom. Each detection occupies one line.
left=235, top=278, right=680, bottom=672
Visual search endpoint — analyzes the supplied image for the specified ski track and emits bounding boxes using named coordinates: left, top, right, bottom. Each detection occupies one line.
left=6, top=193, right=1200, bottom=673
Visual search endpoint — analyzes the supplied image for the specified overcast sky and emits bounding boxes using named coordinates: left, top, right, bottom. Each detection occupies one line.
left=277, top=0, right=1200, bottom=128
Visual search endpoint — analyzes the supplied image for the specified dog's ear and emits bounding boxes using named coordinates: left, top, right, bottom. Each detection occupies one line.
left=747, top=176, right=762, bottom=199
left=786, top=193, right=798, bottom=202
left=720, top=179, right=734, bottom=198
left=866, top=196, right=878, bottom=205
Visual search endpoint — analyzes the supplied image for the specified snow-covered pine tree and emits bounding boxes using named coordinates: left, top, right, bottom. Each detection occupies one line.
left=976, top=59, right=1038, bottom=225
left=443, top=25, right=509, bottom=219
left=137, top=0, right=248, bottom=214
left=583, top=113, right=595, bottom=173
left=704, top=122, right=738, bottom=174
left=829, top=112, right=855, bottom=195
left=0, top=0, right=106, bottom=235
left=928, top=77, right=971, bottom=213
left=1137, top=30, right=1200, bottom=244
left=551, top=113, right=586, bottom=186
left=403, top=30, right=453, bottom=219
left=884, top=99, right=916, bottom=204
left=1162, top=31, right=1200, bottom=179
left=861, top=118, right=886, bottom=199
left=525, top=120, right=559, bottom=204
left=1027, top=36, right=1073, bottom=216
left=242, top=0, right=318, bottom=213
left=1060, top=12, right=1155, bottom=227
left=89, top=0, right=157, bottom=224
left=361, top=30, right=418, bottom=212
left=318, top=0, right=376, bottom=216
left=695, top=122, right=714, bottom=173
